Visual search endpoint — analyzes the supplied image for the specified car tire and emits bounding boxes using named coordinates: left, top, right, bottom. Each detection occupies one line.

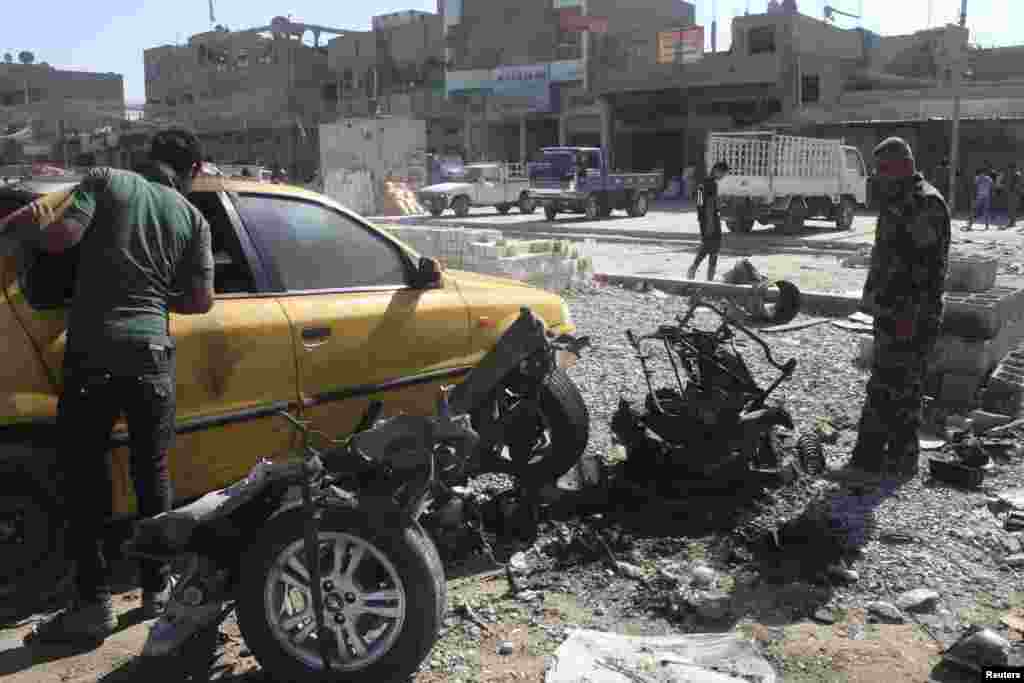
left=496, top=204, right=511, bottom=215
left=627, top=192, right=649, bottom=218
left=519, top=195, right=536, bottom=214
left=0, top=462, right=73, bottom=616
left=452, top=196, right=471, bottom=218
left=428, top=207, right=444, bottom=217
left=544, top=205, right=558, bottom=222
left=473, top=367, right=590, bottom=486
left=835, top=197, right=856, bottom=230
left=584, top=195, right=602, bottom=220
left=236, top=508, right=445, bottom=683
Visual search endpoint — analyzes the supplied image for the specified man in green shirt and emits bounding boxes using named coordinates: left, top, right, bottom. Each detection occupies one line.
left=0, top=128, right=214, bottom=644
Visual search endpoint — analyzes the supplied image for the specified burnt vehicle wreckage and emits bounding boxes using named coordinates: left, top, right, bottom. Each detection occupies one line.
left=610, top=294, right=826, bottom=497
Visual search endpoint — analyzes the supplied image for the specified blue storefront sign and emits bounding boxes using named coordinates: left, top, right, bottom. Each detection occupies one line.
left=446, top=60, right=583, bottom=113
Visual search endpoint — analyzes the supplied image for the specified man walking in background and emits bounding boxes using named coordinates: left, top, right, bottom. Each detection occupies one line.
left=687, top=161, right=729, bottom=281
left=966, top=167, right=994, bottom=230
left=848, top=137, right=951, bottom=478
left=0, top=128, right=215, bottom=644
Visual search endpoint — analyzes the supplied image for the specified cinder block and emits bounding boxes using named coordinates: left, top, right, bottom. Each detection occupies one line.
left=937, top=371, right=986, bottom=407
left=942, top=286, right=1024, bottom=339
left=945, top=256, right=999, bottom=293
left=982, top=374, right=1024, bottom=417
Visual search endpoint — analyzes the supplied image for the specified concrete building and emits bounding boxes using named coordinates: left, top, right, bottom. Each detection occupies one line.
left=441, top=0, right=696, bottom=163
left=0, top=62, right=124, bottom=163
left=144, top=18, right=345, bottom=179
left=324, top=10, right=462, bottom=154
left=594, top=10, right=1024, bottom=185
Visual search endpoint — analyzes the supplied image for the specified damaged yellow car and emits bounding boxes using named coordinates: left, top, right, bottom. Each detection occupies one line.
left=0, top=176, right=585, bottom=605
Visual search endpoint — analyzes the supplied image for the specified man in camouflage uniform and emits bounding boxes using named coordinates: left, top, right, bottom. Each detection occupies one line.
left=850, top=137, right=951, bottom=477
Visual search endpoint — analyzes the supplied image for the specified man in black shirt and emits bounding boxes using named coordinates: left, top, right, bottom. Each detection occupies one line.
left=687, top=161, right=729, bottom=281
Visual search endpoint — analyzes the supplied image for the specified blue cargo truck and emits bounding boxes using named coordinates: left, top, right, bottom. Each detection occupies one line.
left=527, top=147, right=664, bottom=221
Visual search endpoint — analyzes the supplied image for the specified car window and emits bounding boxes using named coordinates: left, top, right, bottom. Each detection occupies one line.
left=483, top=167, right=500, bottom=182
left=186, top=191, right=257, bottom=295
left=234, top=194, right=409, bottom=291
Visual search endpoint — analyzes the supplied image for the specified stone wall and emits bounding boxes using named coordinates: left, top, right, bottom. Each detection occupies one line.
left=380, top=224, right=594, bottom=290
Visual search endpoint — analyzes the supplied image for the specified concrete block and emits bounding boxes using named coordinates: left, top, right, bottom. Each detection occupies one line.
left=945, top=256, right=998, bottom=293
left=942, top=286, right=1024, bottom=339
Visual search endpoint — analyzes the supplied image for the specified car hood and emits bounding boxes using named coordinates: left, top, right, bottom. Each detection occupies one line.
left=445, top=269, right=534, bottom=289
left=419, top=182, right=472, bottom=194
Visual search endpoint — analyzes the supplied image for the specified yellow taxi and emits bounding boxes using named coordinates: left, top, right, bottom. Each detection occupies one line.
left=0, top=176, right=584, bottom=604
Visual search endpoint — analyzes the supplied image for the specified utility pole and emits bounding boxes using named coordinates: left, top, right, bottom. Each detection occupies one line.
left=948, top=0, right=967, bottom=214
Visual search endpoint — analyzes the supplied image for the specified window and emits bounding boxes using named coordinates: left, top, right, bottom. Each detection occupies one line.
left=749, top=27, right=776, bottom=55
left=187, top=191, right=256, bottom=294
left=234, top=195, right=409, bottom=291
left=235, top=49, right=249, bottom=69
left=801, top=74, right=820, bottom=103
left=844, top=149, right=865, bottom=176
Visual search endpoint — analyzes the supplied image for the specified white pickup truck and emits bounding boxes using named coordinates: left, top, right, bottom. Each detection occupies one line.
left=417, top=162, right=536, bottom=217
left=706, top=132, right=869, bottom=234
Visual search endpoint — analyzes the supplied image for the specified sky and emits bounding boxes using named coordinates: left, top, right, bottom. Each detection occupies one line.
left=2, top=0, right=1022, bottom=105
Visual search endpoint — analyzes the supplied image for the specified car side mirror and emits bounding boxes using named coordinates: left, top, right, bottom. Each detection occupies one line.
left=415, top=256, right=443, bottom=289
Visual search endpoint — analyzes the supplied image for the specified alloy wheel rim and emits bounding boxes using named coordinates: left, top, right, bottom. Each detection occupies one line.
left=264, top=532, right=407, bottom=672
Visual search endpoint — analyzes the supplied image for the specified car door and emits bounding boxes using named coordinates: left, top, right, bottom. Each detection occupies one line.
left=5, top=185, right=300, bottom=515
left=231, top=191, right=474, bottom=436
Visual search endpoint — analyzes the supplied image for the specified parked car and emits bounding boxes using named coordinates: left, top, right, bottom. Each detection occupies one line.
left=527, top=147, right=663, bottom=221
left=707, top=131, right=869, bottom=234
left=418, top=162, right=535, bottom=217
left=0, top=175, right=584, bottom=609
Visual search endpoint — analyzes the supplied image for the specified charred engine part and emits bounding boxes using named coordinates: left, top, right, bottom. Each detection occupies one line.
left=611, top=297, right=812, bottom=496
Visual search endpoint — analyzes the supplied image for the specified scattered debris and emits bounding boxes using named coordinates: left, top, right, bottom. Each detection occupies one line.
left=828, top=565, right=860, bottom=584
left=1004, top=554, right=1024, bottom=568
left=455, top=601, right=491, bottom=632
left=759, top=316, right=830, bottom=334
left=615, top=561, right=646, bottom=581
left=509, top=551, right=531, bottom=576
left=929, top=457, right=985, bottom=488
left=996, top=488, right=1024, bottom=511
left=691, top=565, right=717, bottom=589
left=867, top=601, right=906, bottom=624
left=1001, top=614, right=1024, bottom=633
left=722, top=258, right=767, bottom=285
left=812, top=608, right=837, bottom=625
left=942, top=627, right=1012, bottom=673
left=497, top=640, right=516, bottom=656
left=895, top=589, right=940, bottom=613
left=545, top=629, right=779, bottom=683
left=1007, top=512, right=1024, bottom=532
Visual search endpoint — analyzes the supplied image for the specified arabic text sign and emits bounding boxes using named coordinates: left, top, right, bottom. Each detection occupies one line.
left=657, top=26, right=704, bottom=65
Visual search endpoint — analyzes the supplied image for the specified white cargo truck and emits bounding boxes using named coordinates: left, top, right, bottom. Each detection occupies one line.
left=705, top=132, right=869, bottom=234
left=417, top=162, right=535, bottom=217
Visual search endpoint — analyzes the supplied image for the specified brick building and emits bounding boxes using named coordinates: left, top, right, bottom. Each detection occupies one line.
left=0, top=61, right=124, bottom=164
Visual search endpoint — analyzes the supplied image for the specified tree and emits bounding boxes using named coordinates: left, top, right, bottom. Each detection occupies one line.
left=3, top=53, right=12, bottom=64
left=18, top=51, right=34, bottom=65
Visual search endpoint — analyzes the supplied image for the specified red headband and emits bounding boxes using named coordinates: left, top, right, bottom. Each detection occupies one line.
left=877, top=158, right=914, bottom=178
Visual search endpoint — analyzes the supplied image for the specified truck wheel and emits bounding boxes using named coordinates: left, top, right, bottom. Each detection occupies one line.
left=544, top=205, right=558, bottom=222
left=519, top=195, right=536, bottom=214
left=428, top=205, right=444, bottom=217
left=0, top=463, right=72, bottom=616
left=777, top=211, right=805, bottom=235
left=627, top=192, right=649, bottom=217
left=496, top=204, right=511, bottom=215
left=835, top=197, right=856, bottom=230
left=584, top=195, right=601, bottom=220
left=726, top=219, right=755, bottom=234
left=452, top=196, right=471, bottom=218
